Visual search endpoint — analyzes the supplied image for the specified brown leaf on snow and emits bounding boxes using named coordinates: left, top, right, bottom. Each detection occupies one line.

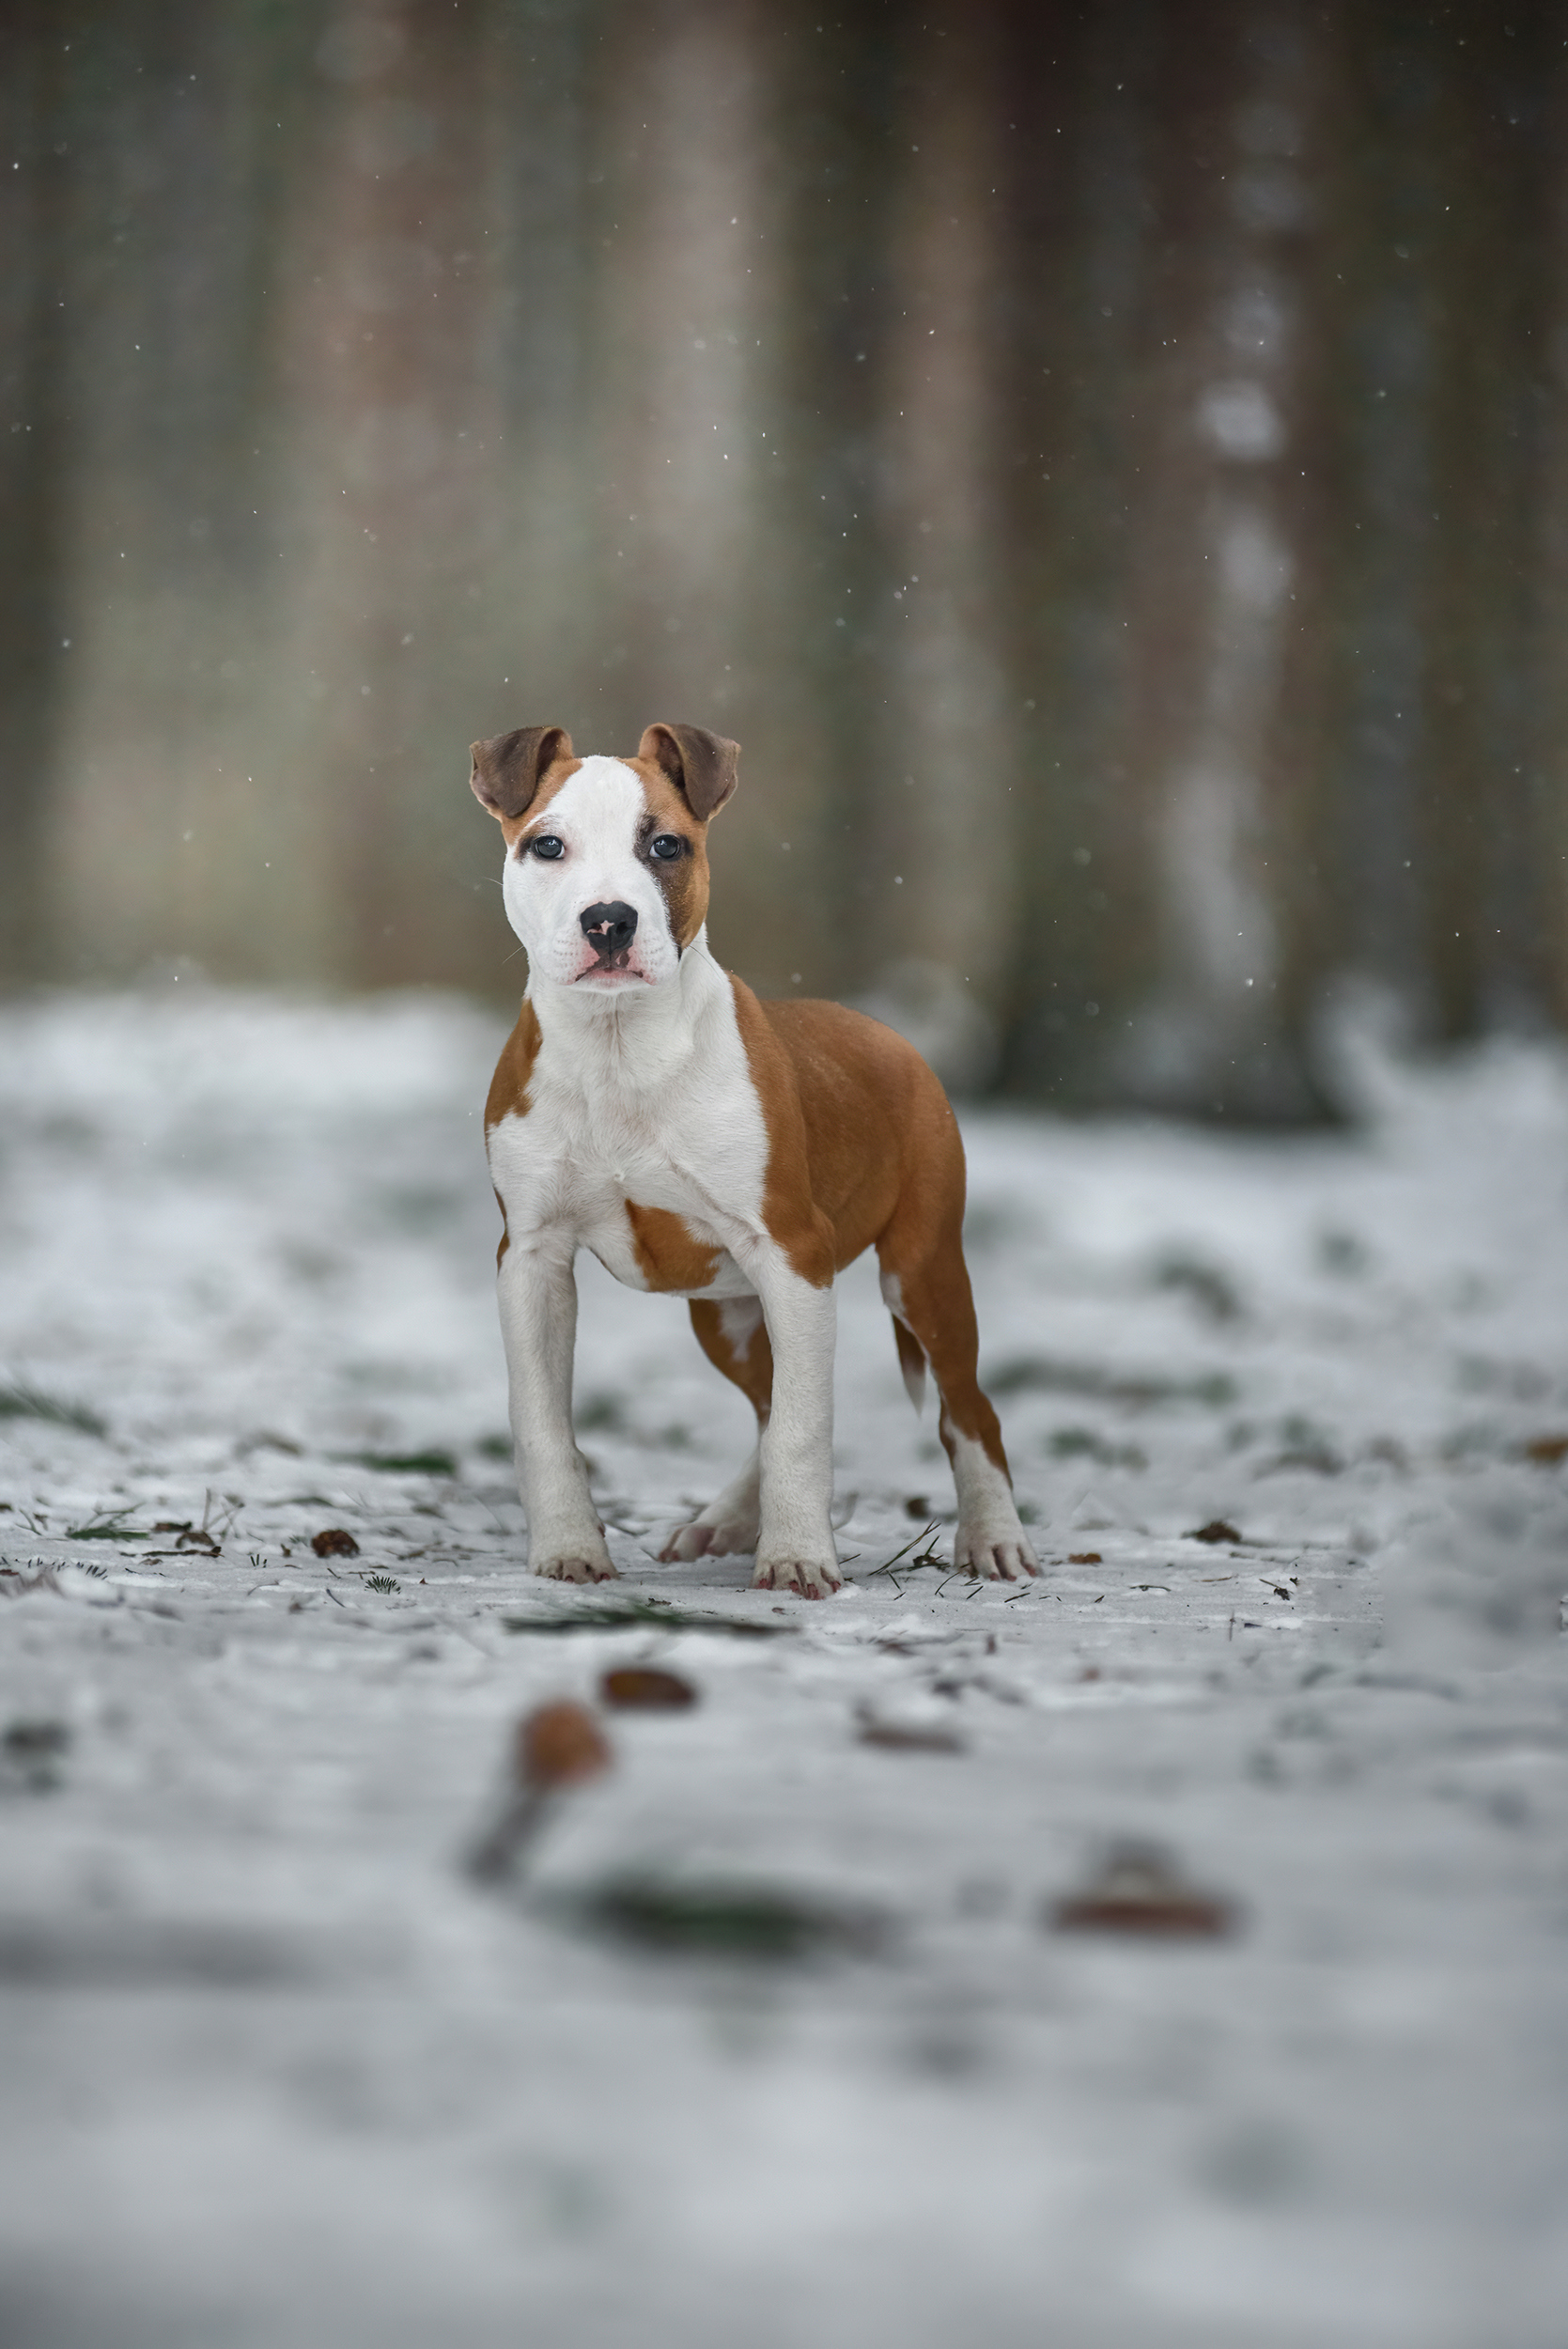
left=599, top=1666, right=697, bottom=1711
left=311, top=1528, right=360, bottom=1558
left=1188, top=1519, right=1242, bottom=1546
left=468, top=1703, right=614, bottom=1884
left=517, top=1701, right=613, bottom=1792
left=1523, top=1434, right=1568, bottom=1466
left=1049, top=1841, right=1238, bottom=1940
left=1067, top=1551, right=1102, bottom=1565
left=856, top=1707, right=965, bottom=1754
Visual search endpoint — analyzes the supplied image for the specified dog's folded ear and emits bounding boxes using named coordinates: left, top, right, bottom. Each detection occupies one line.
left=470, top=725, right=573, bottom=819
left=638, top=723, right=740, bottom=822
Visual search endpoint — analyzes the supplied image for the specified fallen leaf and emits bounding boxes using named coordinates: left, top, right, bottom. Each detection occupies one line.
left=599, top=1666, right=697, bottom=1711
left=467, top=1704, right=613, bottom=1884
left=311, top=1528, right=360, bottom=1558
left=517, top=1701, right=613, bottom=1792
left=1523, top=1434, right=1568, bottom=1466
left=856, top=1710, right=965, bottom=1754
left=1068, top=1551, right=1102, bottom=1565
left=1049, top=1842, right=1237, bottom=1940
left=1188, top=1519, right=1242, bottom=1546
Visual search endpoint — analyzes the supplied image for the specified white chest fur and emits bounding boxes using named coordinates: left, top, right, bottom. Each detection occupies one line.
left=486, top=941, right=770, bottom=1299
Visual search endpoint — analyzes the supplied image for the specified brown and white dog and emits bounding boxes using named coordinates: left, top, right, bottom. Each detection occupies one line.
left=471, top=721, right=1038, bottom=1600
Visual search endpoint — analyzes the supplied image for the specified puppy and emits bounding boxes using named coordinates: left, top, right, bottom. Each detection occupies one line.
left=472, top=720, right=1037, bottom=1598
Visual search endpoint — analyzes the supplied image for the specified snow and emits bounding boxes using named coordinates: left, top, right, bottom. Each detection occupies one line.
left=1, top=986, right=1564, bottom=2349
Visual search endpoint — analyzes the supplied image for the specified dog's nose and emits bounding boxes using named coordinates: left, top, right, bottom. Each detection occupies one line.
left=580, top=900, right=639, bottom=966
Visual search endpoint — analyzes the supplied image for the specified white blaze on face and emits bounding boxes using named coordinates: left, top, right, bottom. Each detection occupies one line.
left=500, top=756, right=681, bottom=991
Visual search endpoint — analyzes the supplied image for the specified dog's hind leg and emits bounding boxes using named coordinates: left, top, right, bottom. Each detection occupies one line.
left=878, top=1204, right=1038, bottom=1585
left=658, top=1297, right=773, bottom=1562
left=885, top=1283, right=928, bottom=1412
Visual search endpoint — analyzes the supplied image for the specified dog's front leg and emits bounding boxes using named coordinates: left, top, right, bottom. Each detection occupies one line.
left=747, top=1263, right=841, bottom=1599
left=497, top=1238, right=615, bottom=1583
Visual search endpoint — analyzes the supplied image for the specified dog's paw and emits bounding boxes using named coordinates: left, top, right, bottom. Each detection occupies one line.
left=753, top=1552, right=844, bottom=1601
left=659, top=1520, right=717, bottom=1563
left=658, top=1513, right=759, bottom=1563
left=955, top=1528, right=1039, bottom=1582
left=533, top=1551, right=618, bottom=1584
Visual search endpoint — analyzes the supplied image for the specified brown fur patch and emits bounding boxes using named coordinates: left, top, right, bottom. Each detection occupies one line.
left=730, top=979, right=1010, bottom=1474
left=626, top=1201, right=722, bottom=1293
left=626, top=758, right=711, bottom=950
left=485, top=754, right=583, bottom=850
left=485, top=997, right=543, bottom=1130
left=471, top=727, right=575, bottom=821
left=638, top=723, right=739, bottom=821
left=726, top=978, right=838, bottom=1289
left=485, top=1001, right=541, bottom=1267
left=689, top=1298, right=774, bottom=1422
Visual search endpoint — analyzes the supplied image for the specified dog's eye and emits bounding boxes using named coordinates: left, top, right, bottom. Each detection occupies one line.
left=528, top=834, right=565, bottom=861
left=648, top=834, right=685, bottom=862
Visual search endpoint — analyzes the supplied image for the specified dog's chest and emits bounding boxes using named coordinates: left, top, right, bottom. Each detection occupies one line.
left=582, top=1192, right=754, bottom=1299
left=488, top=996, right=768, bottom=1300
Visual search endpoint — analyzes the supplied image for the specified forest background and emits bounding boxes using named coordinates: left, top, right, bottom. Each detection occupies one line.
left=3, top=0, right=1563, bottom=1120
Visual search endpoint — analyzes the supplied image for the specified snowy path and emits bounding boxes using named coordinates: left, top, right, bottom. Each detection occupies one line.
left=1, top=990, right=1564, bottom=2349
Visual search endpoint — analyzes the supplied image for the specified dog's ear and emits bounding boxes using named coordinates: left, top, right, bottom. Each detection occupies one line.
left=638, top=723, right=740, bottom=822
left=470, top=725, right=573, bottom=820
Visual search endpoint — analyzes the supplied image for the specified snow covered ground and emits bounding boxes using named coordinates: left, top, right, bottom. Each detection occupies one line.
left=1, top=985, right=1564, bottom=2349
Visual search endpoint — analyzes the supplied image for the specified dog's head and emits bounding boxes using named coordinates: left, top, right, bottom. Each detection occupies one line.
left=470, top=723, right=739, bottom=993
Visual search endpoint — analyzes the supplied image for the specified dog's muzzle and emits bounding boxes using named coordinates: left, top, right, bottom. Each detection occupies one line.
left=580, top=900, right=639, bottom=970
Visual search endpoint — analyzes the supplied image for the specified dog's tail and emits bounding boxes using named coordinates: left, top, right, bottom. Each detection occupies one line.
left=892, top=1317, right=927, bottom=1415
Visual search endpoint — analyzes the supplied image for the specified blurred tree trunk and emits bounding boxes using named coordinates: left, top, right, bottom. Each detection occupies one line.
left=1111, top=0, right=1340, bottom=1121
left=1328, top=9, right=1430, bottom=1013
left=997, top=0, right=1153, bottom=1098
left=1339, top=6, right=1556, bottom=1040
left=851, top=12, right=1016, bottom=1089
left=1415, top=12, right=1507, bottom=1040
left=276, top=0, right=517, bottom=988
left=757, top=1, right=904, bottom=1003
left=1535, top=21, right=1568, bottom=1030
left=0, top=9, right=70, bottom=984
left=1417, top=8, right=1555, bottom=1038
left=585, top=0, right=826, bottom=997
left=42, top=0, right=324, bottom=985
left=588, top=0, right=763, bottom=739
